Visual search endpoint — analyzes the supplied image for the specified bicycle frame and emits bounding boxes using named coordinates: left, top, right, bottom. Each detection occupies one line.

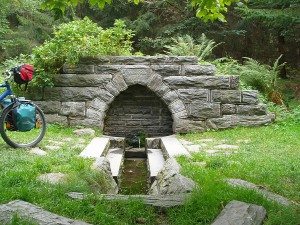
left=0, top=80, right=13, bottom=102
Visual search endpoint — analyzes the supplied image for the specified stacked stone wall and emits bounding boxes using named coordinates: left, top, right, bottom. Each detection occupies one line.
left=26, top=56, right=272, bottom=135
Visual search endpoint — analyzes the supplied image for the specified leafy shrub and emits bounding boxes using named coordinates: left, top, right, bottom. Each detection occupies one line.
left=33, top=17, right=134, bottom=74
left=213, top=57, right=241, bottom=76
left=164, top=34, right=221, bottom=62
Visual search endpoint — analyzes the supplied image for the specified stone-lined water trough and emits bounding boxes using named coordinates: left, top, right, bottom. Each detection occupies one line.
left=77, top=135, right=196, bottom=207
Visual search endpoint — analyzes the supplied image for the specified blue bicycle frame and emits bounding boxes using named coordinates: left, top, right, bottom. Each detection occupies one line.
left=0, top=80, right=13, bottom=102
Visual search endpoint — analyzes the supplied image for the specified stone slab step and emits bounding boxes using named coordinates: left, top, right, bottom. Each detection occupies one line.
left=68, top=192, right=191, bottom=208
left=106, top=148, right=124, bottom=178
left=79, top=137, right=110, bottom=158
left=0, top=200, right=91, bottom=225
left=211, top=200, right=266, bottom=225
left=225, top=178, right=299, bottom=206
left=160, top=136, right=190, bottom=158
left=147, top=148, right=165, bottom=179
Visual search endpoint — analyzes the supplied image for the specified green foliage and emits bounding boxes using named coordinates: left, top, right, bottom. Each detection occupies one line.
left=0, top=0, right=64, bottom=68
left=0, top=54, right=31, bottom=72
left=214, top=56, right=286, bottom=105
left=32, top=17, right=134, bottom=74
left=41, top=0, right=142, bottom=12
left=191, top=0, right=246, bottom=22
left=0, top=9, right=11, bottom=49
left=165, top=34, right=220, bottom=62
left=213, top=57, right=241, bottom=75
left=236, top=0, right=300, bottom=38
left=239, top=56, right=286, bottom=104
left=41, top=0, right=248, bottom=22
left=270, top=103, right=300, bottom=127
left=248, top=0, right=300, bottom=9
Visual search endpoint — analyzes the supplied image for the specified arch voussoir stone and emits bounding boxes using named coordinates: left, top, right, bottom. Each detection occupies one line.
left=121, top=66, right=154, bottom=86
left=162, top=90, right=180, bottom=105
left=169, top=99, right=187, bottom=114
left=111, top=73, right=128, bottom=92
left=147, top=74, right=172, bottom=98
left=98, top=88, right=115, bottom=105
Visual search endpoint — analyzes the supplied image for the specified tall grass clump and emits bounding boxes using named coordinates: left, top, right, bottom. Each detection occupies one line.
left=164, top=34, right=221, bottom=62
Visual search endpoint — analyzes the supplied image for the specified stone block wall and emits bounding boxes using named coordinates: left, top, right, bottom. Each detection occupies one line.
left=27, top=56, right=273, bottom=136
left=103, top=84, right=173, bottom=137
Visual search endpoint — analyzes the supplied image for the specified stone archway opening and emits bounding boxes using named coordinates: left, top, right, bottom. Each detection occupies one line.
left=103, top=84, right=173, bottom=139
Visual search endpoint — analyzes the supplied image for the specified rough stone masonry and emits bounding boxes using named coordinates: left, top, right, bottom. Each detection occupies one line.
left=26, top=56, right=273, bottom=137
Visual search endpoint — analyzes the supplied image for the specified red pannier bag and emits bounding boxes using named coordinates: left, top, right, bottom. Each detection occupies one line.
left=14, top=64, right=34, bottom=90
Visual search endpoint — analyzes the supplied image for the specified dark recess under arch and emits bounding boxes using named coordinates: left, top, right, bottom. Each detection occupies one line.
left=103, top=84, right=173, bottom=138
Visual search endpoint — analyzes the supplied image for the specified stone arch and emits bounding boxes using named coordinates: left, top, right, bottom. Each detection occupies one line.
left=86, top=71, right=188, bottom=135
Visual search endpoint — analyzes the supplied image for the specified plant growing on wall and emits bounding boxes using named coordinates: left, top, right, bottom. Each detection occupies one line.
left=32, top=17, right=134, bottom=74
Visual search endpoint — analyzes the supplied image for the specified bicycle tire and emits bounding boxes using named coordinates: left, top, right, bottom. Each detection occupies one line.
left=0, top=102, right=46, bottom=148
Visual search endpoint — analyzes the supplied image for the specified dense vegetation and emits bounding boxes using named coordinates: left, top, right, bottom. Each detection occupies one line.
left=1, top=0, right=299, bottom=73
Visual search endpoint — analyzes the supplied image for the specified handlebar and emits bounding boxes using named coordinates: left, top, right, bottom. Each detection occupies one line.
left=1, top=66, right=18, bottom=80
left=2, top=70, right=13, bottom=80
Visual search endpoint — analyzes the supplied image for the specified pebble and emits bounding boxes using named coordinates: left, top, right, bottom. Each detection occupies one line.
left=28, top=147, right=47, bottom=156
left=37, top=173, right=68, bottom=184
left=215, top=144, right=239, bottom=150
left=44, top=145, right=60, bottom=150
left=73, top=128, right=95, bottom=136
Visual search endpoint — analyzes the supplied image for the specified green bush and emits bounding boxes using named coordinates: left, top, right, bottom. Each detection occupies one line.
left=32, top=17, right=134, bottom=74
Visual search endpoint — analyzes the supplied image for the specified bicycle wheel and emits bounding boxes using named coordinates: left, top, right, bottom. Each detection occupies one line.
left=0, top=102, right=46, bottom=148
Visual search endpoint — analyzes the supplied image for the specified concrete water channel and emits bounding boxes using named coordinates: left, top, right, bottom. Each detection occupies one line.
left=79, top=135, right=190, bottom=195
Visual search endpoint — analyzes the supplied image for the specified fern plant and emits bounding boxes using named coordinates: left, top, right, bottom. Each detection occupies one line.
left=164, top=34, right=221, bottom=62
left=240, top=55, right=286, bottom=105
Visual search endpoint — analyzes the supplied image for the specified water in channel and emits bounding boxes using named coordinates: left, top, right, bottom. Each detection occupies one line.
left=119, top=156, right=149, bottom=195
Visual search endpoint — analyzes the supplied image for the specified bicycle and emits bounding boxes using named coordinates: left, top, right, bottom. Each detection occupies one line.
left=0, top=68, right=46, bottom=148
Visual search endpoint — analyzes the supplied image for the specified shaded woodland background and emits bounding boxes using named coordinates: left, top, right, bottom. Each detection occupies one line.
left=0, top=0, right=299, bottom=78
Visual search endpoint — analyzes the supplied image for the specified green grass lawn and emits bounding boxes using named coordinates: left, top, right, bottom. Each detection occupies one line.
left=0, top=109, right=299, bottom=224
